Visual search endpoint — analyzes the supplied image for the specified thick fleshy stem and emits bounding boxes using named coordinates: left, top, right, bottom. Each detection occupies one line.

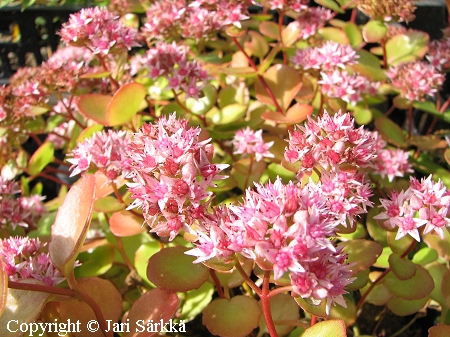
left=261, top=271, right=279, bottom=337
left=8, top=281, right=113, bottom=337
left=234, top=256, right=261, bottom=296
left=210, top=269, right=226, bottom=299
left=231, top=36, right=284, bottom=114
left=356, top=240, right=417, bottom=311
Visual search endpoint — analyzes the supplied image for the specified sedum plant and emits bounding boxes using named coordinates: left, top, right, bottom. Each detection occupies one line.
left=1, top=0, right=450, bottom=336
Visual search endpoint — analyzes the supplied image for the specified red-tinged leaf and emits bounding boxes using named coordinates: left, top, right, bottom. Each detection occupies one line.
left=59, top=277, right=122, bottom=337
left=350, top=50, right=385, bottom=81
left=255, top=64, right=302, bottom=112
left=106, top=82, right=146, bottom=126
left=259, top=21, right=279, bottom=39
left=77, top=93, right=111, bottom=125
left=109, top=210, right=145, bottom=237
left=0, top=279, right=50, bottom=336
left=147, top=246, right=210, bottom=292
left=318, top=27, right=350, bottom=44
left=124, top=288, right=179, bottom=337
left=28, top=142, right=54, bottom=176
left=203, top=296, right=261, bottom=337
left=281, top=22, right=300, bottom=46
left=302, top=319, right=347, bottom=337
left=80, top=71, right=111, bottom=79
left=429, top=324, right=450, bottom=337
left=77, top=124, right=104, bottom=143
left=0, top=259, right=7, bottom=317
left=329, top=297, right=356, bottom=326
left=388, top=253, right=416, bottom=280
left=93, top=171, right=125, bottom=200
left=387, top=296, right=428, bottom=316
left=262, top=103, right=313, bottom=124
left=362, top=20, right=387, bottom=43
left=244, top=31, right=269, bottom=58
left=384, top=265, right=434, bottom=300
left=339, top=239, right=382, bottom=275
left=50, top=174, right=96, bottom=289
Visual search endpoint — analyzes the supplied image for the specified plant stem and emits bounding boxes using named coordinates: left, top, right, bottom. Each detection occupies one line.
left=234, top=255, right=261, bottom=296
left=8, top=281, right=113, bottom=337
left=210, top=269, right=226, bottom=299
left=261, top=271, right=278, bottom=337
left=268, top=285, right=293, bottom=298
left=231, top=36, right=284, bottom=114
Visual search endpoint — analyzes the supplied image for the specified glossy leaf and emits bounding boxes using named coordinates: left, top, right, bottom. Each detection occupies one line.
left=75, top=245, right=115, bottom=278
left=387, top=230, right=415, bottom=255
left=28, top=142, right=54, bottom=176
left=0, top=279, right=50, bottom=337
left=255, top=64, right=302, bottom=112
left=94, top=196, right=126, bottom=213
left=77, top=124, right=104, bottom=143
left=211, top=103, right=247, bottom=125
left=318, top=27, right=349, bottom=44
left=50, top=174, right=96, bottom=289
left=388, top=253, right=416, bottom=280
left=0, top=259, right=7, bottom=317
left=302, top=319, right=347, bottom=337
left=259, top=21, right=279, bottom=39
left=244, top=31, right=269, bottom=58
left=344, top=22, right=363, bottom=47
left=384, top=265, right=434, bottom=300
left=214, top=257, right=253, bottom=288
left=387, top=296, right=428, bottom=316
left=147, top=246, right=209, bottom=292
left=203, top=296, right=261, bottom=337
left=134, top=241, right=161, bottom=286
left=385, top=32, right=429, bottom=66
left=361, top=272, right=392, bottom=305
left=294, top=296, right=327, bottom=318
left=107, top=82, right=146, bottom=126
left=340, top=239, right=382, bottom=275
left=181, top=282, right=215, bottom=321
left=220, top=67, right=257, bottom=78
left=353, top=107, right=373, bottom=125
left=427, top=262, right=448, bottom=306
left=262, top=103, right=313, bottom=124
left=314, top=0, right=344, bottom=13
left=374, top=117, right=407, bottom=148
left=124, top=288, right=179, bottom=337
left=350, top=50, right=385, bottom=81
left=109, top=210, right=146, bottom=237
left=77, top=93, right=111, bottom=125
left=442, top=268, right=450, bottom=308
left=429, top=324, right=450, bottom=337
left=59, top=277, right=123, bottom=337
left=412, top=247, right=438, bottom=265
left=186, top=84, right=217, bottom=115
left=282, top=22, right=300, bottom=46
left=362, top=20, right=387, bottom=43
left=329, top=296, right=356, bottom=326
left=413, top=101, right=450, bottom=124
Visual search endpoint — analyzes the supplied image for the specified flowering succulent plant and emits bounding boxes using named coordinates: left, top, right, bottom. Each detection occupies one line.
left=1, top=0, right=450, bottom=337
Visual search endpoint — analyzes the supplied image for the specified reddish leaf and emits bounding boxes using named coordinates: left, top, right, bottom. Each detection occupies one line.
left=109, top=210, right=146, bottom=237
left=124, top=288, right=179, bottom=337
left=262, top=103, right=313, bottom=124
left=77, top=93, right=111, bottom=125
left=50, top=174, right=96, bottom=289
left=302, top=319, right=347, bottom=337
left=429, top=324, right=450, bottom=337
left=106, top=82, right=146, bottom=126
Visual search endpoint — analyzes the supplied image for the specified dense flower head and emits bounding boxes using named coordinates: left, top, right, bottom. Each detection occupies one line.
left=126, top=114, right=228, bottom=240
left=285, top=110, right=379, bottom=176
left=259, top=0, right=309, bottom=12
left=142, top=0, right=249, bottom=40
left=130, top=42, right=208, bottom=98
left=427, top=37, right=450, bottom=72
left=375, top=175, right=450, bottom=241
left=356, top=0, right=416, bottom=22
left=232, top=127, right=274, bottom=161
left=291, top=41, right=359, bottom=71
left=318, top=69, right=379, bottom=105
left=292, top=7, right=333, bottom=40
left=386, top=61, right=445, bottom=101
left=68, top=129, right=132, bottom=182
left=59, top=7, right=140, bottom=55
left=0, top=237, right=64, bottom=286
left=373, top=148, right=413, bottom=182
left=187, top=177, right=355, bottom=313
left=0, top=177, right=46, bottom=230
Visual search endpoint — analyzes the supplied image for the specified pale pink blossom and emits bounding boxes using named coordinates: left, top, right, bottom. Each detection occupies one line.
left=293, top=7, right=333, bottom=40
left=373, top=148, right=413, bottom=182
left=232, top=127, right=274, bottom=161
left=427, top=37, right=450, bottom=71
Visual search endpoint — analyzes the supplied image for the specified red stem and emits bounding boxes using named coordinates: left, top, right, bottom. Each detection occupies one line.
left=210, top=269, right=226, bottom=299
left=8, top=281, right=113, bottom=337
left=261, top=271, right=279, bottom=337
left=231, top=36, right=284, bottom=114
left=278, top=11, right=287, bottom=64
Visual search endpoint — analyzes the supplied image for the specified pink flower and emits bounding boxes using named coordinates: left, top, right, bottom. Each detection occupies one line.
left=427, top=37, right=450, bottom=71
left=59, top=7, right=140, bottom=55
left=293, top=7, right=333, bottom=40
left=259, top=0, right=309, bottom=12
left=0, top=237, right=65, bottom=286
left=373, top=148, right=413, bottom=182
left=387, top=61, right=444, bottom=101
left=232, top=127, right=274, bottom=161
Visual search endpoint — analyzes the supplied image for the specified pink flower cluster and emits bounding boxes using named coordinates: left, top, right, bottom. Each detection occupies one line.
left=68, top=130, right=132, bottom=182
left=0, top=177, right=46, bottom=230
left=260, top=0, right=309, bottom=12
left=386, top=61, right=444, bottom=101
left=187, top=177, right=355, bottom=313
left=59, top=7, right=140, bottom=55
left=232, top=127, right=274, bottom=162
left=374, top=148, right=413, bottom=182
left=427, top=37, right=450, bottom=72
left=375, top=175, right=450, bottom=241
left=318, top=70, right=379, bottom=105
left=130, top=42, right=208, bottom=98
left=293, top=7, right=333, bottom=40
left=0, top=237, right=64, bottom=286
left=126, top=114, right=228, bottom=240
left=285, top=110, right=378, bottom=175
left=291, top=41, right=359, bottom=71
left=142, top=0, right=249, bottom=40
